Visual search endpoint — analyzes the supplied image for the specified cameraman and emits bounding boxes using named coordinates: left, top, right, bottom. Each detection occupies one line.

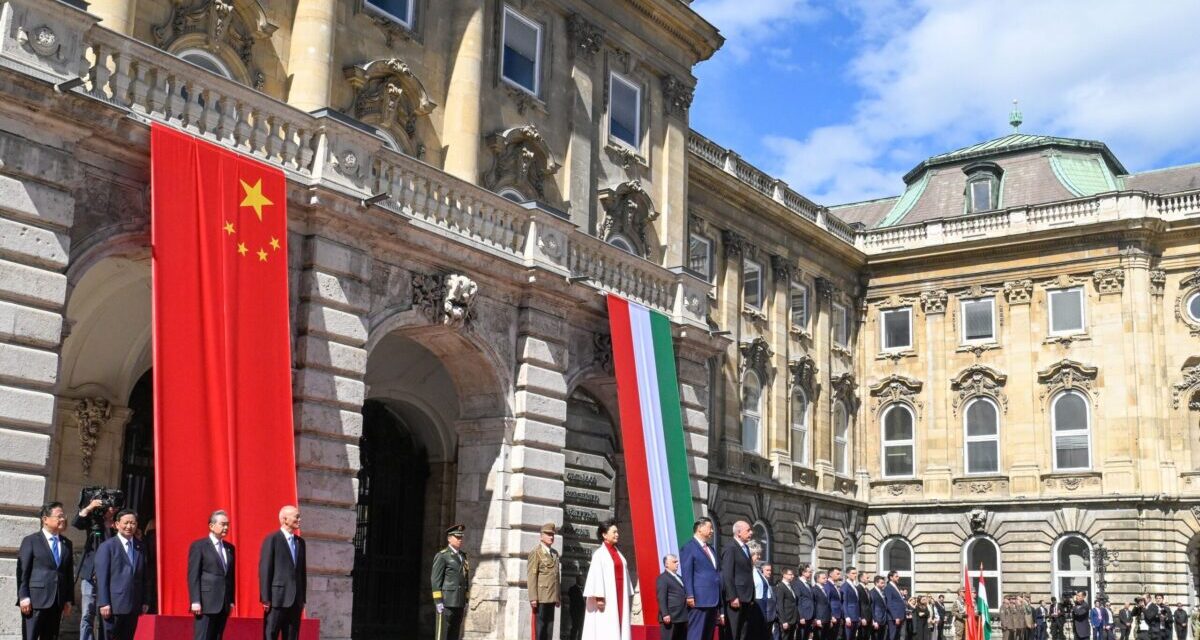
left=75, top=497, right=116, bottom=640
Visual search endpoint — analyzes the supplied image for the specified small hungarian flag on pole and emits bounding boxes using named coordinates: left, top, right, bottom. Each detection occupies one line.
left=606, top=295, right=695, bottom=627
left=976, top=565, right=992, bottom=640
left=151, top=124, right=298, bottom=617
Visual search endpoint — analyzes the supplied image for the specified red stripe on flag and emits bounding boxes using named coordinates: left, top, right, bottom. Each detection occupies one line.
left=606, top=295, right=660, bottom=623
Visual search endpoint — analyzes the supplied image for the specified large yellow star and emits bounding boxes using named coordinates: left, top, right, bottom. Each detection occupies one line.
left=239, top=178, right=272, bottom=221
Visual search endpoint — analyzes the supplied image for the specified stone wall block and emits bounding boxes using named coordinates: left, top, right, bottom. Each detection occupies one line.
left=0, top=218, right=69, bottom=270
left=512, top=418, right=566, bottom=449
left=300, top=270, right=371, bottom=313
left=303, top=537, right=355, bottom=573
left=299, top=303, right=368, bottom=346
left=0, top=428, right=49, bottom=469
left=516, top=364, right=568, bottom=398
left=0, top=385, right=55, bottom=430
left=296, top=467, right=358, bottom=507
left=295, top=401, right=363, bottom=440
left=295, top=369, right=366, bottom=410
left=517, top=335, right=565, bottom=370
left=0, top=343, right=57, bottom=390
left=0, top=174, right=74, bottom=230
left=0, top=300, right=62, bottom=348
left=0, top=260, right=66, bottom=310
left=291, top=502, right=357, bottom=541
left=0, top=471, right=45, bottom=510
left=509, top=446, right=564, bottom=476
left=296, top=335, right=368, bottom=377
left=513, top=392, right=566, bottom=424
left=296, top=434, right=361, bottom=474
left=508, top=473, right=563, bottom=505
left=303, top=236, right=372, bottom=281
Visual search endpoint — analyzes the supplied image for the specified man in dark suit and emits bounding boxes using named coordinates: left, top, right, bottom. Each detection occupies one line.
left=260, top=505, right=306, bottom=640
left=1036, top=600, right=1050, bottom=640
left=777, top=568, right=800, bottom=640
left=721, top=520, right=757, bottom=640
left=842, top=568, right=862, bottom=640
left=680, top=517, right=722, bottom=640
left=885, top=572, right=907, bottom=640
left=17, top=501, right=74, bottom=640
left=1072, top=593, right=1091, bottom=640
left=826, top=569, right=845, bottom=640
left=658, top=554, right=688, bottom=640
left=796, top=565, right=817, bottom=640
left=857, top=573, right=874, bottom=640
left=934, top=595, right=947, bottom=640
left=188, top=510, right=235, bottom=640
left=1145, top=596, right=1165, bottom=640
left=759, top=562, right=779, bottom=640
left=871, top=577, right=888, bottom=640
left=1174, top=603, right=1189, bottom=640
left=95, top=509, right=149, bottom=640
left=814, top=571, right=833, bottom=640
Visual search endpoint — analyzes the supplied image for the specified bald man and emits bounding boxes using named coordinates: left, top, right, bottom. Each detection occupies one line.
left=259, top=506, right=305, bottom=640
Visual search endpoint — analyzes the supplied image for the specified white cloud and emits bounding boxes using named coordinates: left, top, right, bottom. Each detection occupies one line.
left=691, top=0, right=824, bottom=60
left=759, top=0, right=1200, bottom=204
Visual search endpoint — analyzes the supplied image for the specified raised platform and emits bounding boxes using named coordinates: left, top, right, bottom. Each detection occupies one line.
left=134, top=615, right=320, bottom=639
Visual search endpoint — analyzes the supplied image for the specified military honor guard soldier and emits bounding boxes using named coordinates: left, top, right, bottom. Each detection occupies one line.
left=528, top=523, right=561, bottom=640
left=432, top=524, right=471, bottom=640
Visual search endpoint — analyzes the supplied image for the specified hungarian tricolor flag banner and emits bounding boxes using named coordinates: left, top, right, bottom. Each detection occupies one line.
left=976, top=566, right=992, bottom=640
left=606, top=295, right=694, bottom=626
left=151, top=124, right=298, bottom=616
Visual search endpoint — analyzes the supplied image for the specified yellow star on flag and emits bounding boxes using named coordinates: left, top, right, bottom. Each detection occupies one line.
left=237, top=242, right=248, bottom=256
left=269, top=236, right=281, bottom=251
left=257, top=248, right=268, bottom=262
left=239, top=178, right=273, bottom=221
left=224, top=221, right=235, bottom=235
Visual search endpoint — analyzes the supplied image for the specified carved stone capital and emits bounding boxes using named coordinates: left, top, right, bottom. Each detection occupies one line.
left=815, top=277, right=838, bottom=301
left=788, top=355, right=819, bottom=397
left=1092, top=268, right=1125, bottom=295
left=722, top=229, right=745, bottom=258
left=919, top=289, right=947, bottom=314
left=1150, top=269, right=1166, bottom=297
left=566, top=13, right=603, bottom=61
left=661, top=74, right=695, bottom=118
left=770, top=254, right=795, bottom=283
left=1003, top=280, right=1033, bottom=304
left=739, top=337, right=773, bottom=379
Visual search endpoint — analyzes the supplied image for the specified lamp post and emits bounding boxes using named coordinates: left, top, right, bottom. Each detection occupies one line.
left=1092, top=544, right=1119, bottom=603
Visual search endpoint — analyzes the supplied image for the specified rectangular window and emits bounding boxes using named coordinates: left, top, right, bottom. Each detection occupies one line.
left=366, top=0, right=412, bottom=25
left=1049, top=288, right=1085, bottom=335
left=743, top=260, right=763, bottom=309
left=501, top=7, right=541, bottom=95
left=790, top=283, right=808, bottom=330
left=961, top=298, right=995, bottom=342
left=791, top=395, right=808, bottom=465
left=833, top=302, right=849, bottom=347
left=969, top=180, right=993, bottom=213
left=688, top=233, right=713, bottom=281
left=609, top=72, right=641, bottom=148
left=880, top=308, right=912, bottom=351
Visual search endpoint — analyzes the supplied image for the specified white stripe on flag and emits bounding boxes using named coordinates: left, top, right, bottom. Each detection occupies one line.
left=628, top=304, right=678, bottom=568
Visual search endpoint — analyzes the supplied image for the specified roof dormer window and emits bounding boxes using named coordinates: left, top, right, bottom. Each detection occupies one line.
left=963, top=162, right=1002, bottom=213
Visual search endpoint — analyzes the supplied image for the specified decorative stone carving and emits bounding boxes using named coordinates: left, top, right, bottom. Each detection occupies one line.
left=593, top=333, right=613, bottom=375
left=951, top=365, right=1009, bottom=415
left=503, top=84, right=542, bottom=115
left=565, top=13, right=603, bottom=61
left=411, top=272, right=445, bottom=321
left=969, top=508, right=987, bottom=532
left=688, top=216, right=712, bottom=237
left=76, top=398, right=112, bottom=478
left=788, top=355, right=818, bottom=397
left=152, top=0, right=276, bottom=89
left=1191, top=505, right=1200, bottom=522
left=1150, top=269, right=1167, bottom=297
left=722, top=230, right=745, bottom=258
left=1180, top=268, right=1200, bottom=291
left=1037, top=359, right=1099, bottom=401
left=443, top=274, right=478, bottom=327
left=1092, top=268, right=1125, bottom=295
left=770, top=255, right=795, bottom=283
left=868, top=374, right=923, bottom=414
left=1171, top=358, right=1200, bottom=410
left=20, top=25, right=60, bottom=58
left=1003, top=280, right=1033, bottom=304
left=355, top=0, right=416, bottom=46
left=888, top=484, right=905, bottom=496
left=920, top=289, right=947, bottom=314
left=660, top=74, right=694, bottom=118
left=344, top=58, right=436, bottom=156
left=815, top=277, right=838, bottom=301
left=599, top=181, right=657, bottom=257
left=831, top=372, right=859, bottom=412
left=740, top=337, right=773, bottom=379
left=482, top=125, right=560, bottom=201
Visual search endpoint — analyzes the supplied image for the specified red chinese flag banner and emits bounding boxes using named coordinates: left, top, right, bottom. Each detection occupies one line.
left=151, top=124, right=298, bottom=617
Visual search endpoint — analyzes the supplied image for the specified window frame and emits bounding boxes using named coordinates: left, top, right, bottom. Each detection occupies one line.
left=790, top=282, right=809, bottom=331
left=879, top=537, right=915, bottom=594
left=741, top=369, right=763, bottom=455
left=608, top=235, right=635, bottom=254
left=1047, top=287, right=1086, bottom=336
left=365, top=0, right=414, bottom=27
left=963, top=537, right=1002, bottom=609
left=743, top=259, right=764, bottom=310
left=963, top=397, right=1001, bottom=475
left=800, top=527, right=818, bottom=569
left=833, top=302, right=849, bottom=347
left=791, top=388, right=809, bottom=466
left=688, top=233, right=714, bottom=282
left=500, top=6, right=543, bottom=96
left=607, top=71, right=642, bottom=150
left=880, top=404, right=916, bottom=478
left=1050, top=390, right=1092, bottom=471
left=753, top=521, right=772, bottom=563
left=1187, top=291, right=1200, bottom=323
left=880, top=307, right=913, bottom=352
left=967, top=177, right=996, bottom=213
left=833, top=401, right=850, bottom=475
left=178, top=49, right=234, bottom=79
left=1051, top=534, right=1094, bottom=600
left=960, top=297, right=996, bottom=344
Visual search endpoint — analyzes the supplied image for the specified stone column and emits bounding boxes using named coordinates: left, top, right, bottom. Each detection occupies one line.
left=292, top=235, right=370, bottom=640
left=1003, top=280, right=1039, bottom=496
left=442, top=0, right=485, bottom=183
left=0, top=130, right=75, bottom=639
left=676, top=341, right=716, bottom=517
left=718, top=231, right=744, bottom=469
left=812, top=278, right=835, bottom=480
left=920, top=291, right=951, bottom=496
left=563, top=14, right=598, bottom=230
left=86, top=0, right=137, bottom=35
left=286, top=0, right=338, bottom=113
left=769, top=257, right=791, bottom=474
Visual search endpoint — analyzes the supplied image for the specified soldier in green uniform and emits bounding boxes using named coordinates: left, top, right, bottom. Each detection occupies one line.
left=432, top=524, right=470, bottom=640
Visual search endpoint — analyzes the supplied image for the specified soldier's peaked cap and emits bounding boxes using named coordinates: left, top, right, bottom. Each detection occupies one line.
left=446, top=524, right=465, bottom=537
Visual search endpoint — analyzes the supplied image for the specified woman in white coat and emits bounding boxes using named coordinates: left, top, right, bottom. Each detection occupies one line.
left=581, top=519, right=633, bottom=640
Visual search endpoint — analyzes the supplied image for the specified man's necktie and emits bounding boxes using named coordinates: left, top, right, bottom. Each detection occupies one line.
left=126, top=540, right=135, bottom=565
left=51, top=536, right=60, bottom=566
left=216, top=542, right=226, bottom=569
left=289, top=535, right=297, bottom=564
left=742, top=544, right=750, bottom=559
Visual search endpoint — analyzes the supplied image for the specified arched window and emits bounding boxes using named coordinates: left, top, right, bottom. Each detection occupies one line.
left=1053, top=535, right=1093, bottom=600
left=964, top=397, right=1000, bottom=474
left=498, top=187, right=527, bottom=203
left=834, top=401, right=850, bottom=474
left=753, top=521, right=772, bottom=562
left=879, top=537, right=914, bottom=593
left=741, top=370, right=764, bottom=454
left=843, top=534, right=857, bottom=570
left=881, top=404, right=915, bottom=477
left=965, top=537, right=1001, bottom=608
left=1051, top=391, right=1091, bottom=470
left=791, top=389, right=809, bottom=465
left=799, top=527, right=818, bottom=570
left=178, top=49, right=233, bottom=79
left=608, top=235, right=635, bottom=254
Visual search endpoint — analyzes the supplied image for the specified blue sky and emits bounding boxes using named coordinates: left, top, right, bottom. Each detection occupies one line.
left=689, top=0, right=1200, bottom=205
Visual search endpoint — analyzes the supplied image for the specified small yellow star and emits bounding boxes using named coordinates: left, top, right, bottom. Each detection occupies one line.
left=223, top=221, right=235, bottom=235
left=269, top=236, right=281, bottom=251
left=239, top=178, right=273, bottom=222
left=257, top=248, right=268, bottom=262
left=237, top=242, right=248, bottom=256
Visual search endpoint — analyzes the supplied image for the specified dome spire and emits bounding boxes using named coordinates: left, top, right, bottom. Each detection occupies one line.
left=1009, top=99, right=1023, bottom=131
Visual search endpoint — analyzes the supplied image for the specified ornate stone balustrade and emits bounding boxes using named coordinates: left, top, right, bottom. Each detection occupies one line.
left=0, top=0, right=708, bottom=326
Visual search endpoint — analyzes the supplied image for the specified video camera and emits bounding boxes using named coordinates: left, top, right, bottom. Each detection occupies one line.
left=77, top=486, right=125, bottom=529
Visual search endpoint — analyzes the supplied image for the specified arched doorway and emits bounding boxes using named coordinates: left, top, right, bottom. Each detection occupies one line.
left=120, top=370, right=155, bottom=524
left=352, top=400, right=430, bottom=639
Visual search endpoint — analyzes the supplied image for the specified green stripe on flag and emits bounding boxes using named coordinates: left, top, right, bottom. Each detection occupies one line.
left=649, top=311, right=694, bottom=550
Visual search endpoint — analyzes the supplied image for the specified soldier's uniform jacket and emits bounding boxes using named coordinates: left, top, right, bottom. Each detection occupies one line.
left=431, top=546, right=470, bottom=609
left=527, top=543, right=560, bottom=604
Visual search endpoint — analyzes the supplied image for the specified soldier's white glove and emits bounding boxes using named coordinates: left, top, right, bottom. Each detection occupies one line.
left=437, top=603, right=445, bottom=615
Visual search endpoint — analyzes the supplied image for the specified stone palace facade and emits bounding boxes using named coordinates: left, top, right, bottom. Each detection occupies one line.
left=0, top=1, right=1197, bottom=639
